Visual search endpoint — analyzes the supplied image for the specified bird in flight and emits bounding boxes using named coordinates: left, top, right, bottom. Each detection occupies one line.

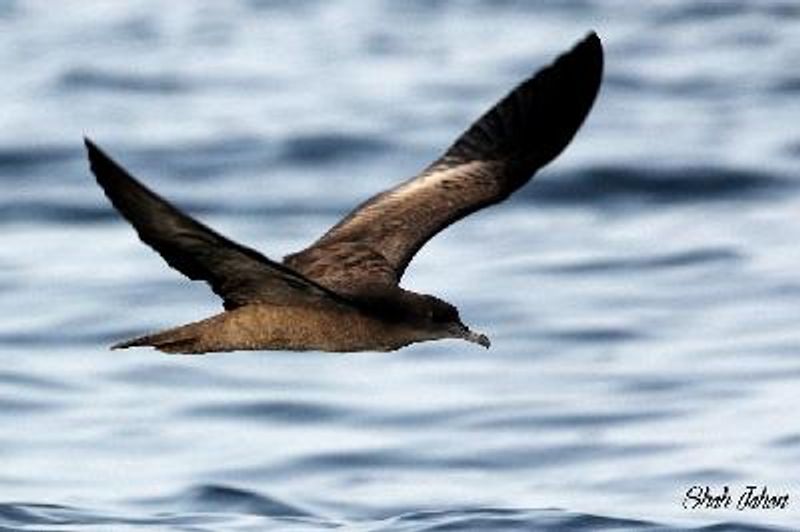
left=86, top=32, right=603, bottom=354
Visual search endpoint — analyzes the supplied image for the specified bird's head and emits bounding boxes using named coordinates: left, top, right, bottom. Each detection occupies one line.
left=418, top=295, right=490, bottom=349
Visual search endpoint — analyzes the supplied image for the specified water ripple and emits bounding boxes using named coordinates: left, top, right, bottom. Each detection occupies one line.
left=183, top=399, right=349, bottom=424
left=528, top=166, right=790, bottom=205
left=2, top=1, right=800, bottom=531
left=277, top=133, right=391, bottom=166
left=59, top=68, right=188, bottom=94
left=0, top=145, right=77, bottom=175
left=548, top=247, right=742, bottom=276
left=160, top=484, right=316, bottom=519
left=1, top=500, right=788, bottom=531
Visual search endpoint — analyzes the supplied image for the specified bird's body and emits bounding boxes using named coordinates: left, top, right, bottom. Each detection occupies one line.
left=121, top=303, right=426, bottom=354
left=86, top=33, right=604, bottom=354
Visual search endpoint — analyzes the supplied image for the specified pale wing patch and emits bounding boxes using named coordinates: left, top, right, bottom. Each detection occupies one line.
left=298, top=33, right=603, bottom=281
left=314, top=160, right=506, bottom=275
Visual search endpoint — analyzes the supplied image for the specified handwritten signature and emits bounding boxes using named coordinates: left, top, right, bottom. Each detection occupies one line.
left=683, top=485, right=789, bottom=510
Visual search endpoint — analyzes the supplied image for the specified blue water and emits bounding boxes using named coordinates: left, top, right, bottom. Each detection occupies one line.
left=1, top=1, right=799, bottom=530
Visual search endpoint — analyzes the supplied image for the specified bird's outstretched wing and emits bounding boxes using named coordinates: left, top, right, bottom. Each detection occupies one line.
left=304, top=32, right=603, bottom=279
left=85, top=139, right=353, bottom=310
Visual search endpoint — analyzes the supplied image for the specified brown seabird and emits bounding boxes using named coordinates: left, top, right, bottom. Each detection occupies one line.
left=85, top=32, right=603, bottom=354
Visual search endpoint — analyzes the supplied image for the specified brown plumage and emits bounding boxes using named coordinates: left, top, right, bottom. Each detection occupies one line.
left=86, top=32, right=603, bottom=354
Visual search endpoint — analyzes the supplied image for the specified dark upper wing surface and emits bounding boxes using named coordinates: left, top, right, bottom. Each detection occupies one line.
left=304, top=32, right=603, bottom=279
left=85, top=139, right=352, bottom=310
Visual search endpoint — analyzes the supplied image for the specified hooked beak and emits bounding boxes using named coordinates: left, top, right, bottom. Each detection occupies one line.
left=452, top=324, right=491, bottom=349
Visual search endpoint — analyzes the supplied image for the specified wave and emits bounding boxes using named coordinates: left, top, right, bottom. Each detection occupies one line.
left=0, top=145, right=77, bottom=176
left=525, top=165, right=790, bottom=205
left=2, top=161, right=790, bottom=226
left=650, top=1, right=800, bottom=23
left=0, top=498, right=787, bottom=531
left=549, top=247, right=742, bottom=276
left=183, top=398, right=348, bottom=424
left=276, top=132, right=391, bottom=166
left=155, top=484, right=315, bottom=519
left=58, top=68, right=187, bottom=94
left=0, top=201, right=116, bottom=224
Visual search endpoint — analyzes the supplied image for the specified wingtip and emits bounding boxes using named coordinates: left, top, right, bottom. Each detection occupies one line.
left=83, top=137, right=104, bottom=166
left=83, top=138, right=121, bottom=181
left=575, top=30, right=603, bottom=58
left=562, top=31, right=604, bottom=96
left=539, top=32, right=603, bottom=87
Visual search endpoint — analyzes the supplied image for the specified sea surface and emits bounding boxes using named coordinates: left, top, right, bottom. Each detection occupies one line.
left=1, top=1, right=799, bottom=530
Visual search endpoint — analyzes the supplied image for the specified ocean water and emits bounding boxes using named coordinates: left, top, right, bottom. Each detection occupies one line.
left=1, top=0, right=800, bottom=530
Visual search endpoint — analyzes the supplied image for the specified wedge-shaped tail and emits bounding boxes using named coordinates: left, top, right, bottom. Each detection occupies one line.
left=114, top=320, right=209, bottom=354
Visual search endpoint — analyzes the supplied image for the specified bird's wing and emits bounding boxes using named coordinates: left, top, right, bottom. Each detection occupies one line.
left=305, top=32, right=603, bottom=279
left=85, top=139, right=354, bottom=311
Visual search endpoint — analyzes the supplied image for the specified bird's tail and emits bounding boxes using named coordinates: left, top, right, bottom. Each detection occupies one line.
left=113, top=320, right=210, bottom=354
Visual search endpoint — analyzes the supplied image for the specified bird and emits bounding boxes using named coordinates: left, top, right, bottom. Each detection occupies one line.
left=85, top=32, right=603, bottom=354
